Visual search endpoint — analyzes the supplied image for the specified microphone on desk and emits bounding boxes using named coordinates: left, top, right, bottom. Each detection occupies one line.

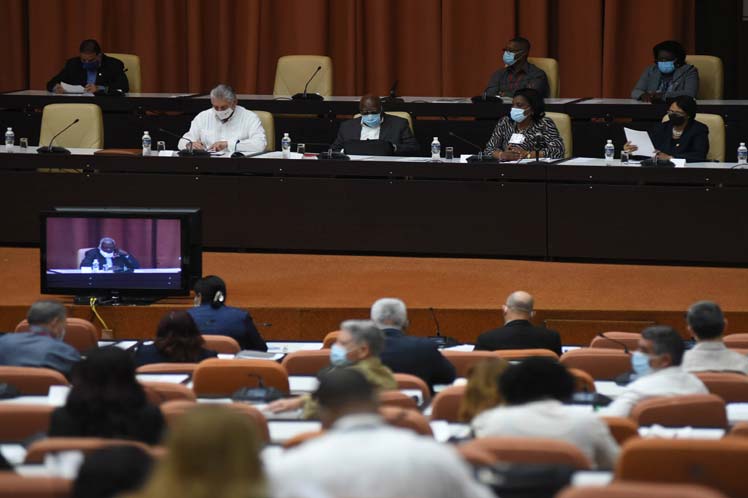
left=596, top=332, right=630, bottom=354
left=231, top=139, right=245, bottom=158
left=523, top=133, right=545, bottom=165
left=292, top=142, right=350, bottom=160
left=428, top=307, right=460, bottom=348
left=381, top=79, right=404, bottom=105
left=448, top=131, right=496, bottom=163
left=157, top=127, right=211, bottom=157
left=37, top=118, right=79, bottom=154
left=292, top=66, right=324, bottom=101
left=471, top=85, right=502, bottom=103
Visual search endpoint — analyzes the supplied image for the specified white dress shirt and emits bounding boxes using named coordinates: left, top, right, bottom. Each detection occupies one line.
left=682, top=341, right=748, bottom=374
left=178, top=105, right=266, bottom=154
left=267, top=414, right=494, bottom=498
left=471, top=399, right=619, bottom=469
left=600, top=366, right=708, bottom=418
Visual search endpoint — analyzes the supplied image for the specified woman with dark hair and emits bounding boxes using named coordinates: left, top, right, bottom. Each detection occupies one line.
left=632, top=40, right=699, bottom=102
left=73, top=446, right=154, bottom=498
left=187, top=275, right=267, bottom=351
left=48, top=347, right=164, bottom=444
left=484, top=87, right=565, bottom=161
left=624, top=95, right=709, bottom=162
left=134, top=311, right=218, bottom=366
left=471, top=357, right=619, bottom=469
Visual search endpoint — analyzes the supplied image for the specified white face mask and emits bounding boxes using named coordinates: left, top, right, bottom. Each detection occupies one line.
left=214, top=107, right=234, bottom=121
left=99, top=249, right=114, bottom=258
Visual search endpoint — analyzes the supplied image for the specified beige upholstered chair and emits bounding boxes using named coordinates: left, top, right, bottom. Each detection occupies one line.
left=662, top=112, right=725, bottom=162
left=107, top=53, right=141, bottom=93
left=528, top=57, right=559, bottom=98
left=250, top=110, right=275, bottom=151
left=273, top=55, right=333, bottom=97
left=545, top=112, right=573, bottom=158
left=685, top=55, right=723, bottom=100
left=39, top=104, right=104, bottom=149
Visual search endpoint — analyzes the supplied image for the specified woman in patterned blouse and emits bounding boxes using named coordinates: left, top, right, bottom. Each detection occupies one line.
left=484, top=87, right=565, bottom=161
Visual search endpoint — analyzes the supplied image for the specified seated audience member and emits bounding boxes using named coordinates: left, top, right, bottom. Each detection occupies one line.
left=73, top=446, right=154, bottom=498
left=133, top=311, right=218, bottom=367
left=0, top=300, right=80, bottom=375
left=331, top=94, right=420, bottom=155
left=128, top=405, right=267, bottom=498
left=682, top=301, right=748, bottom=374
left=458, top=357, right=509, bottom=422
left=80, top=237, right=140, bottom=271
left=601, top=326, right=708, bottom=417
left=371, top=298, right=456, bottom=389
left=631, top=40, right=698, bottom=102
left=46, top=39, right=129, bottom=94
left=484, top=36, right=549, bottom=98
left=267, top=320, right=397, bottom=418
left=475, top=290, right=562, bottom=356
left=623, top=95, right=708, bottom=162
left=178, top=84, right=266, bottom=154
left=267, top=369, right=494, bottom=498
left=48, top=347, right=164, bottom=444
left=472, top=357, right=619, bottom=469
left=188, top=275, right=267, bottom=351
left=483, top=88, right=565, bottom=160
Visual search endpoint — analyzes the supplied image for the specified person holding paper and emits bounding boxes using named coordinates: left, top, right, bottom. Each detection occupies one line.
left=483, top=88, right=565, bottom=161
left=624, top=95, right=709, bottom=162
left=178, top=84, right=266, bottom=154
left=631, top=40, right=698, bottom=102
left=46, top=39, right=129, bottom=94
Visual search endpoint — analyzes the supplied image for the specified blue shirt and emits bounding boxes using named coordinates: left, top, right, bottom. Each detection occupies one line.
left=86, top=69, right=97, bottom=85
left=0, top=331, right=80, bottom=375
left=187, top=304, right=268, bottom=351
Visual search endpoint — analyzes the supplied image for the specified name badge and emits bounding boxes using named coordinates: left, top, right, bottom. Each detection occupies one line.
left=509, top=133, right=526, bottom=145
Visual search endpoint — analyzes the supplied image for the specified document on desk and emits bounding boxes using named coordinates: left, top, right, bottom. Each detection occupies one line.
left=61, top=82, right=86, bottom=94
left=624, top=128, right=656, bottom=157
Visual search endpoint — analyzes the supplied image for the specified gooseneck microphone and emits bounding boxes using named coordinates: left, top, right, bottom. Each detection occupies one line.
left=292, top=66, right=324, bottom=100
left=231, top=139, right=244, bottom=158
left=37, top=118, right=80, bottom=154
left=596, top=332, right=630, bottom=354
left=428, top=307, right=460, bottom=348
left=448, top=131, right=496, bottom=163
left=471, top=84, right=502, bottom=103
left=158, top=127, right=211, bottom=157
left=381, top=80, right=404, bottom=104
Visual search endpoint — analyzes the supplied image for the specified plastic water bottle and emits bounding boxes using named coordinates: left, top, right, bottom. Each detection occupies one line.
left=5, top=128, right=14, bottom=152
left=141, top=131, right=151, bottom=156
left=281, top=133, right=291, bottom=158
left=431, top=137, right=441, bottom=161
left=738, top=142, right=747, bottom=165
left=604, top=139, right=615, bottom=162
left=92, top=259, right=99, bottom=272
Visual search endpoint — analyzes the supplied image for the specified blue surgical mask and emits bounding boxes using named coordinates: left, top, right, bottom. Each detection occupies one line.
left=510, top=107, right=528, bottom=123
left=330, top=344, right=352, bottom=367
left=503, top=51, right=517, bottom=66
left=81, top=60, right=99, bottom=70
left=631, top=351, right=652, bottom=377
left=361, top=113, right=381, bottom=128
left=657, top=60, right=676, bottom=74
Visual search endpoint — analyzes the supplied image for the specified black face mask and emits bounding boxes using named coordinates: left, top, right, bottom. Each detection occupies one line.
left=668, top=112, right=687, bottom=126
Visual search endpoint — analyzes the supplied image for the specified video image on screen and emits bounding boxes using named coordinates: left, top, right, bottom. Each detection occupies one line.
left=44, top=217, right=183, bottom=291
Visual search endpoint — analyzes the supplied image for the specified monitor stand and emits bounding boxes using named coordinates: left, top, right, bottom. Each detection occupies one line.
left=73, top=292, right=165, bottom=306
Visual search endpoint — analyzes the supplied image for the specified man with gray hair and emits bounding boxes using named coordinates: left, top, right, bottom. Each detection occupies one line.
left=0, top=300, right=80, bottom=375
left=178, top=84, right=266, bottom=154
left=682, top=300, right=748, bottom=374
left=475, top=290, right=562, bottom=355
left=372, top=298, right=455, bottom=389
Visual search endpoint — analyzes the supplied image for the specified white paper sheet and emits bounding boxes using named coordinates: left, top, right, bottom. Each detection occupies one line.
left=624, top=128, right=656, bottom=157
left=60, top=82, right=86, bottom=94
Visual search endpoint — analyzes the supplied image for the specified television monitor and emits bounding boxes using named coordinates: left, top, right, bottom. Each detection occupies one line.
left=41, top=208, right=202, bottom=303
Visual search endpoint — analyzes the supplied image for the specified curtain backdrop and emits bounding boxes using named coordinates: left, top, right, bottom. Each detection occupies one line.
left=2, top=0, right=694, bottom=98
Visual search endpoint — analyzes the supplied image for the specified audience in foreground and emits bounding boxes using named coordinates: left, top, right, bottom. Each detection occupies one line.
left=0, top=300, right=80, bottom=375
left=458, top=357, right=509, bottom=422
left=133, top=310, right=218, bottom=367
left=601, top=326, right=708, bottom=417
left=471, top=357, right=619, bottom=469
left=72, top=446, right=154, bottom=498
left=268, top=369, right=494, bottom=498
left=48, top=347, right=164, bottom=444
left=682, top=300, right=748, bottom=374
left=128, top=405, right=267, bottom=498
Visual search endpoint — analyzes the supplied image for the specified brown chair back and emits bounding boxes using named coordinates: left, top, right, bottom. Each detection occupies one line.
left=0, top=472, right=72, bottom=498
left=379, top=406, right=433, bottom=436
left=601, top=416, right=640, bottom=446
left=589, top=332, right=640, bottom=351
left=377, top=390, right=418, bottom=410
left=442, top=351, right=500, bottom=377
left=201, top=335, right=241, bottom=354
left=493, top=349, right=559, bottom=360
left=727, top=421, right=748, bottom=438
left=15, top=318, right=98, bottom=353
left=141, top=381, right=196, bottom=405
left=557, top=482, right=729, bottom=498
left=0, top=405, right=55, bottom=442
left=192, top=358, right=289, bottom=396
left=25, top=438, right=151, bottom=464
left=0, top=366, right=69, bottom=395
left=393, top=373, right=431, bottom=403
left=630, top=394, right=727, bottom=428
left=430, top=384, right=466, bottom=422
left=695, top=372, right=748, bottom=403
left=322, top=330, right=340, bottom=349
left=615, top=438, right=748, bottom=498
left=280, top=350, right=330, bottom=376
left=559, top=348, right=632, bottom=380
left=135, top=363, right=197, bottom=374
left=458, top=437, right=592, bottom=469
left=568, top=368, right=596, bottom=392
left=159, top=399, right=270, bottom=443
left=724, top=333, right=748, bottom=349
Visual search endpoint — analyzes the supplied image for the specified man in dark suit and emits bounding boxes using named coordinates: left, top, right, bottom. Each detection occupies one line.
left=331, top=95, right=419, bottom=155
left=80, top=237, right=139, bottom=271
left=475, top=291, right=562, bottom=356
left=372, top=298, right=456, bottom=390
left=46, top=39, right=129, bottom=94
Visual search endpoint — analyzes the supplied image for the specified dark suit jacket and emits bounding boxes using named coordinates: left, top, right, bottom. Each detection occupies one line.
left=379, top=328, right=456, bottom=389
left=475, top=319, right=562, bottom=356
left=49, top=404, right=164, bottom=445
left=46, top=54, right=129, bottom=93
left=650, top=120, right=709, bottom=163
left=187, top=304, right=268, bottom=351
left=331, top=115, right=420, bottom=155
left=80, top=248, right=140, bottom=270
left=132, top=343, right=218, bottom=367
